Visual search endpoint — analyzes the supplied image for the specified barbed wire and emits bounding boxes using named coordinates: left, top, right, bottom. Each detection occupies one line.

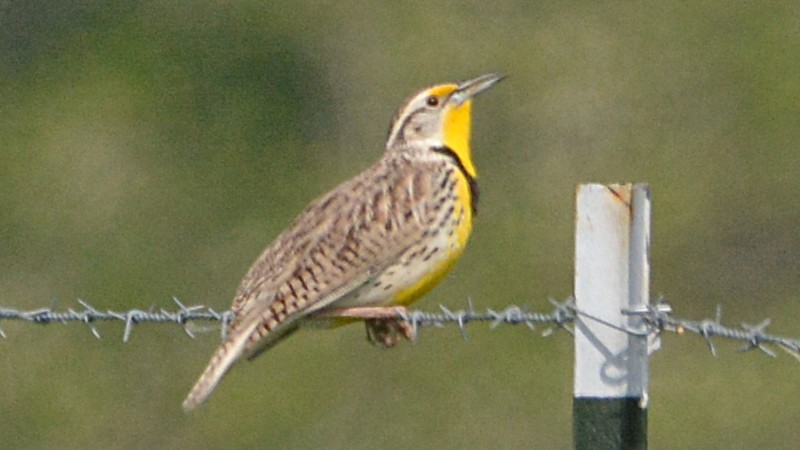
left=0, top=298, right=234, bottom=342
left=637, top=302, right=800, bottom=360
left=1, top=297, right=799, bottom=360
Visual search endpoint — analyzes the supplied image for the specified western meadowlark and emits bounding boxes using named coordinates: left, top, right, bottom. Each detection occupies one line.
left=182, top=73, right=503, bottom=411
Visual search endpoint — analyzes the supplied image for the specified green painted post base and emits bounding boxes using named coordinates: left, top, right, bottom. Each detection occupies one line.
left=573, top=397, right=647, bottom=450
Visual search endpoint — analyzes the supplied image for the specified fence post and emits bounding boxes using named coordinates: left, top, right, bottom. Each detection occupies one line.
left=573, top=183, right=651, bottom=450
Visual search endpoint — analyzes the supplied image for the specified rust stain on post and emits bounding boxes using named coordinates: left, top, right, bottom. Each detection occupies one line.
left=606, top=184, right=632, bottom=208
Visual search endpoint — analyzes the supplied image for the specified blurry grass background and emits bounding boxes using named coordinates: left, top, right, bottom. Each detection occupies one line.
left=1, top=1, right=799, bottom=448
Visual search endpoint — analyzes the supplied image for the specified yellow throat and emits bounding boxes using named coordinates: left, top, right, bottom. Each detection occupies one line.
left=430, top=85, right=478, bottom=179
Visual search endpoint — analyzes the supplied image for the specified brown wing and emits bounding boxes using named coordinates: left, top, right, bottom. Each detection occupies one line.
left=230, top=153, right=448, bottom=352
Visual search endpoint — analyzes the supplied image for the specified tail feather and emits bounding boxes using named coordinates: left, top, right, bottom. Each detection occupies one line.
left=182, top=321, right=258, bottom=412
left=183, top=301, right=319, bottom=411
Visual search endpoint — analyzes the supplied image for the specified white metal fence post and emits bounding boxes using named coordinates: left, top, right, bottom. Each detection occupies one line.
left=573, top=183, right=651, bottom=449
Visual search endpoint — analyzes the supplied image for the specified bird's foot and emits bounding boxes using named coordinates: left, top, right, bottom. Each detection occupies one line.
left=365, top=311, right=415, bottom=348
left=314, top=306, right=414, bottom=348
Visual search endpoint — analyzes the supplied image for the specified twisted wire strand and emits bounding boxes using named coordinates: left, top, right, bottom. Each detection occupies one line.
left=1, top=297, right=799, bottom=360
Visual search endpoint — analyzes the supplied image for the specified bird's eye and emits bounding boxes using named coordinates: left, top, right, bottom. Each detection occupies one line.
left=426, top=96, right=439, bottom=107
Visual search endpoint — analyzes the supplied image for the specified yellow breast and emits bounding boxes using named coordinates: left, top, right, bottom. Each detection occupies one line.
left=392, top=168, right=474, bottom=305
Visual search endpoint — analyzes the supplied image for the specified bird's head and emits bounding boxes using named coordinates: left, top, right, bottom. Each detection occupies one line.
left=385, top=73, right=504, bottom=178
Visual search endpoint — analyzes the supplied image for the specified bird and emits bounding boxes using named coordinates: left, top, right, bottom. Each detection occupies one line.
left=182, top=73, right=503, bottom=411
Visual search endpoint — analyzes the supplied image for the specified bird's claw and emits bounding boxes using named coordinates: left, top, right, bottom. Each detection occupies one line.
left=365, top=311, right=415, bottom=348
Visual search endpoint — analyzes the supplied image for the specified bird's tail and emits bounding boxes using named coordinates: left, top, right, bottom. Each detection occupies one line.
left=182, top=321, right=258, bottom=412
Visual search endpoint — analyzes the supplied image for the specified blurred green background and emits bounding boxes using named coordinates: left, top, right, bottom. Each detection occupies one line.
left=1, top=1, right=799, bottom=448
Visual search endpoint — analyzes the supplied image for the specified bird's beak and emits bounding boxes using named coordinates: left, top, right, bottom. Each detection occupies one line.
left=449, top=73, right=505, bottom=106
